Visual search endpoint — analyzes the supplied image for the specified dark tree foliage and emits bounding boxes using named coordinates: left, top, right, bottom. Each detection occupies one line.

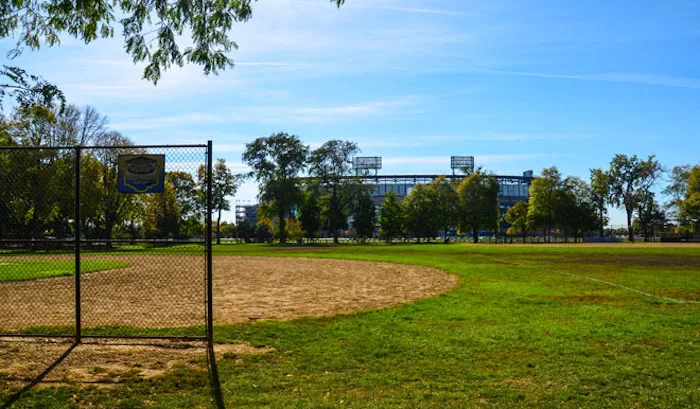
left=681, top=166, right=700, bottom=235
left=428, top=175, right=458, bottom=241
left=634, top=194, right=667, bottom=242
left=456, top=171, right=499, bottom=244
left=243, top=132, right=309, bottom=244
left=504, top=201, right=529, bottom=241
left=609, top=154, right=662, bottom=242
left=527, top=167, right=562, bottom=243
left=590, top=168, right=610, bottom=237
left=0, top=65, right=65, bottom=112
left=378, top=189, right=403, bottom=243
left=308, top=139, right=364, bottom=244
left=299, top=187, right=322, bottom=239
left=352, top=191, right=376, bottom=242
left=197, top=158, right=241, bottom=244
left=560, top=176, right=597, bottom=242
left=402, top=184, right=436, bottom=243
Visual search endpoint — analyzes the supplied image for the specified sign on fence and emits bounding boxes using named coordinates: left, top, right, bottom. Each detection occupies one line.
left=117, top=155, right=166, bottom=193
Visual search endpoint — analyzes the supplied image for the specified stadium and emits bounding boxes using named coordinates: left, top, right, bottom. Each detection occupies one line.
left=236, top=155, right=534, bottom=234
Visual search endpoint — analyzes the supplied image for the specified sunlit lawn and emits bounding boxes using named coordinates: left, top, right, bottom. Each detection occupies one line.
left=1, top=243, right=698, bottom=408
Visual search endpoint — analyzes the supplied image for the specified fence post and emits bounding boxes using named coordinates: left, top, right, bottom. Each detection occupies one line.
left=75, top=147, right=82, bottom=343
left=206, top=141, right=214, bottom=344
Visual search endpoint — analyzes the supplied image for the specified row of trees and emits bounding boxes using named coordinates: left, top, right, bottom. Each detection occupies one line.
left=2, top=111, right=697, bottom=245
left=0, top=103, right=241, bottom=247
left=243, top=134, right=372, bottom=244
left=241, top=133, right=498, bottom=244
left=375, top=174, right=499, bottom=243
left=242, top=132, right=699, bottom=243
left=508, top=157, right=699, bottom=243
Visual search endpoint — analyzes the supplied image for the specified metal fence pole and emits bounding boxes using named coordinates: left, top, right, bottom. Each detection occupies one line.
left=75, top=147, right=82, bottom=343
left=206, top=141, right=214, bottom=344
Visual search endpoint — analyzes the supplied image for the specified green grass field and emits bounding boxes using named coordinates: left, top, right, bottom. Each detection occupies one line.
left=1, top=244, right=698, bottom=408
left=0, top=259, right=130, bottom=282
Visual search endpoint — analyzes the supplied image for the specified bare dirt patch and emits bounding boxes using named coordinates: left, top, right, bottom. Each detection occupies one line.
left=0, top=256, right=457, bottom=331
left=0, top=256, right=454, bottom=390
left=0, top=337, right=271, bottom=390
left=213, top=257, right=458, bottom=323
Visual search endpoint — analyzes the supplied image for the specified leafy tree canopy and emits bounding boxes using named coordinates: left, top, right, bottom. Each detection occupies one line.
left=608, top=154, right=662, bottom=241
left=243, top=132, right=309, bottom=243
left=0, top=0, right=346, bottom=84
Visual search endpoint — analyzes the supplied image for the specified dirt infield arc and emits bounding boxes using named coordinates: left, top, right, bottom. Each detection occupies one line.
left=0, top=256, right=457, bottom=331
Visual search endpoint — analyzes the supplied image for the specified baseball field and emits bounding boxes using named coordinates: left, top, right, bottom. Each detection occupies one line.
left=0, top=243, right=698, bottom=408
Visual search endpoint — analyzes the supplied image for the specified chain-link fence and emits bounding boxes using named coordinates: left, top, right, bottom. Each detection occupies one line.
left=0, top=143, right=213, bottom=341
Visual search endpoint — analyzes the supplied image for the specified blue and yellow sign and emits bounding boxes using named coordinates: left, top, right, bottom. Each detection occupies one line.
left=117, top=155, right=165, bottom=194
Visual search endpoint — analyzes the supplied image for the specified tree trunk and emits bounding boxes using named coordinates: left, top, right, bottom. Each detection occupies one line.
left=626, top=210, right=634, bottom=242
left=522, top=228, right=526, bottom=244
left=105, top=219, right=115, bottom=250
left=31, top=206, right=40, bottom=251
left=332, top=189, right=339, bottom=244
left=472, top=227, right=479, bottom=244
left=599, top=209, right=605, bottom=237
left=279, top=210, right=286, bottom=244
left=217, top=209, right=222, bottom=245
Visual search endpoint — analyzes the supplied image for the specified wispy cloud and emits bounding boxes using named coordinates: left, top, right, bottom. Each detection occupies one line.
left=291, top=96, right=421, bottom=121
left=482, top=70, right=700, bottom=90
left=109, top=95, right=424, bottom=132
left=111, top=113, right=228, bottom=131
left=349, top=4, right=473, bottom=16
left=228, top=95, right=424, bottom=124
left=350, top=133, right=588, bottom=150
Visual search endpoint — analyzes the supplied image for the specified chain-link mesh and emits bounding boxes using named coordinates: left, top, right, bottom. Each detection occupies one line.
left=0, top=148, right=77, bottom=336
left=0, top=145, right=210, bottom=339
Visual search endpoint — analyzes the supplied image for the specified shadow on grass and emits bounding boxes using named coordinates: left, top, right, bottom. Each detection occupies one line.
left=0, top=338, right=225, bottom=409
left=207, top=342, right=226, bottom=409
left=1, top=342, right=77, bottom=409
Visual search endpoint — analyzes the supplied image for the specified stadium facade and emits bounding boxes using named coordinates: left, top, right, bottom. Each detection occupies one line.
left=362, top=173, right=533, bottom=215
left=235, top=156, right=535, bottom=229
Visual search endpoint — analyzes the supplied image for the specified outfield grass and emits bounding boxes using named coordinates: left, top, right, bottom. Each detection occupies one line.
left=1, top=244, right=698, bottom=408
left=0, top=259, right=130, bottom=282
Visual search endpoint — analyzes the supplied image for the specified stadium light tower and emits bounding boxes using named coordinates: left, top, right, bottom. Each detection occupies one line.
left=352, top=156, right=382, bottom=176
left=450, top=156, right=475, bottom=175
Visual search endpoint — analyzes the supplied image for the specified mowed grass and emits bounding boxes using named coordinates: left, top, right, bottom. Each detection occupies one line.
left=1, top=244, right=699, bottom=408
left=0, top=259, right=130, bottom=282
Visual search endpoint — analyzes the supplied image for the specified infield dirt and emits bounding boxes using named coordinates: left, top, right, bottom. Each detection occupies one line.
left=0, top=256, right=457, bottom=331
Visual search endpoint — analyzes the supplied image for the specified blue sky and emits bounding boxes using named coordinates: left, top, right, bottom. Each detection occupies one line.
left=2, top=0, right=700, bottom=224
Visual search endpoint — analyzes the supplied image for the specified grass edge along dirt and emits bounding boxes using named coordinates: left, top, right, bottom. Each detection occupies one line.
left=1, top=243, right=698, bottom=408
left=0, top=259, right=130, bottom=282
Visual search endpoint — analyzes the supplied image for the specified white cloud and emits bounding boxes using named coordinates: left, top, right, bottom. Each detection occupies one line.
left=225, top=95, right=424, bottom=124
left=289, top=96, right=422, bottom=122
left=482, top=70, right=700, bottom=91
left=107, top=95, right=424, bottom=132
left=111, top=113, right=228, bottom=131
left=343, top=1, right=475, bottom=16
